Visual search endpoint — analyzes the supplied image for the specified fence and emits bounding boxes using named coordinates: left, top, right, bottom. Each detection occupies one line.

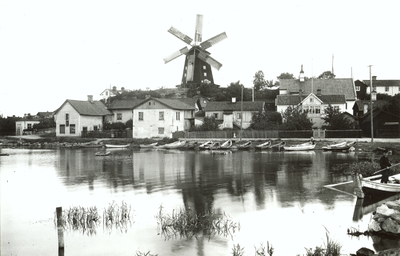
left=183, top=129, right=363, bottom=139
left=82, top=130, right=132, bottom=138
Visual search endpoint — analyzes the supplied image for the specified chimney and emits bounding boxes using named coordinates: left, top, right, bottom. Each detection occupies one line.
left=232, top=97, right=236, bottom=103
left=372, top=76, right=377, bottom=81
left=299, top=64, right=305, bottom=82
left=88, top=95, right=93, bottom=103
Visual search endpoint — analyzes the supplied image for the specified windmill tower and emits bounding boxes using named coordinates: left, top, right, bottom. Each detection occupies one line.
left=163, top=15, right=227, bottom=87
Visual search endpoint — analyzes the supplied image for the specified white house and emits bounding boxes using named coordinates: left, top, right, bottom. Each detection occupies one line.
left=108, top=99, right=144, bottom=124
left=132, top=97, right=195, bottom=138
left=363, top=76, right=400, bottom=96
left=204, top=99, right=265, bottom=129
left=15, top=118, right=41, bottom=135
left=54, top=96, right=112, bottom=137
left=276, top=93, right=346, bottom=128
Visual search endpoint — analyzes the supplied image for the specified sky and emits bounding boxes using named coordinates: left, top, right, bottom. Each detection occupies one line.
left=1, top=0, right=399, bottom=117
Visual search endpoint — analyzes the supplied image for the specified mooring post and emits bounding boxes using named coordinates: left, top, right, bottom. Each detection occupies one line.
left=56, top=207, right=64, bottom=256
left=353, top=173, right=365, bottom=199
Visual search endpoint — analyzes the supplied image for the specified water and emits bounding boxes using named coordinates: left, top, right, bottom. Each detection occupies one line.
left=0, top=147, right=384, bottom=255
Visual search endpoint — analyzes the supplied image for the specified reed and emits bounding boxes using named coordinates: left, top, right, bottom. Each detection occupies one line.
left=303, top=231, right=341, bottom=256
left=232, top=244, right=245, bottom=256
left=155, top=205, right=240, bottom=240
left=135, top=251, right=158, bottom=256
left=254, top=242, right=274, bottom=256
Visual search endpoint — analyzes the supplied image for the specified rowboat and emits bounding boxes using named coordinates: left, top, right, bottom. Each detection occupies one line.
left=198, top=141, right=213, bottom=150
left=209, top=142, right=221, bottom=150
left=105, top=144, right=130, bottom=148
left=82, top=144, right=103, bottom=148
left=220, top=140, right=233, bottom=149
left=255, top=141, right=271, bottom=150
left=322, top=141, right=357, bottom=151
left=185, top=141, right=198, bottom=149
left=139, top=142, right=158, bottom=148
left=361, top=173, right=400, bottom=198
left=270, top=141, right=285, bottom=149
left=95, top=151, right=111, bottom=156
left=237, top=141, right=252, bottom=150
left=283, top=142, right=316, bottom=151
left=164, top=141, right=186, bottom=149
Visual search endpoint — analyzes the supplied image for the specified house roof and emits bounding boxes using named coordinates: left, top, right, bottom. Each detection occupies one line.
left=205, top=101, right=265, bottom=112
left=360, top=107, right=400, bottom=124
left=363, top=80, right=400, bottom=87
left=176, top=98, right=198, bottom=107
left=353, top=100, right=389, bottom=110
left=135, top=98, right=195, bottom=110
left=276, top=94, right=346, bottom=105
left=278, top=78, right=356, bottom=100
left=108, top=99, right=145, bottom=110
left=55, top=100, right=112, bottom=116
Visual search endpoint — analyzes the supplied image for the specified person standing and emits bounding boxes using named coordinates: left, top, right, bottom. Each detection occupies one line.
left=380, top=150, right=391, bottom=183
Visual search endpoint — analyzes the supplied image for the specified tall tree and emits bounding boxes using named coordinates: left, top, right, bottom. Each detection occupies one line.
left=253, top=70, right=266, bottom=92
left=277, top=72, right=295, bottom=80
left=322, top=105, right=354, bottom=130
left=318, top=71, right=336, bottom=79
left=280, top=106, right=313, bottom=130
left=250, top=111, right=282, bottom=130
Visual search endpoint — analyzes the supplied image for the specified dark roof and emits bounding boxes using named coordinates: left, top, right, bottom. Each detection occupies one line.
left=363, top=80, right=400, bottom=87
left=205, top=101, right=265, bottom=112
left=36, top=111, right=54, bottom=117
left=278, top=78, right=356, bottom=100
left=55, top=100, right=112, bottom=116
left=108, top=99, right=145, bottom=110
left=276, top=94, right=345, bottom=105
left=360, top=107, right=400, bottom=124
left=353, top=100, right=389, bottom=110
left=176, top=98, right=198, bottom=106
left=135, top=98, right=195, bottom=110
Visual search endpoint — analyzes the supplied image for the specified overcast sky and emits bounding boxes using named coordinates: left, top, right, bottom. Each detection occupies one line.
left=1, top=0, right=399, bottom=117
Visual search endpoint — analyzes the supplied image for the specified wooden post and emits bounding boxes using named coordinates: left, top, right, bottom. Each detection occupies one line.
left=56, top=207, right=64, bottom=256
left=353, top=173, right=365, bottom=199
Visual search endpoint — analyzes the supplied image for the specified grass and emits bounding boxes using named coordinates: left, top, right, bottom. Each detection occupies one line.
left=155, top=205, right=240, bottom=240
left=103, top=201, right=133, bottom=233
left=303, top=231, right=342, bottom=256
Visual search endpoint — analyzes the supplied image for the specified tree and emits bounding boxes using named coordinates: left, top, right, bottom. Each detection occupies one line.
left=224, top=81, right=252, bottom=101
left=191, top=116, right=219, bottom=131
left=280, top=106, right=313, bottom=130
left=317, top=71, right=336, bottom=79
left=322, top=105, right=354, bottom=130
left=277, top=72, right=295, bottom=80
left=250, top=111, right=282, bottom=130
left=253, top=71, right=267, bottom=92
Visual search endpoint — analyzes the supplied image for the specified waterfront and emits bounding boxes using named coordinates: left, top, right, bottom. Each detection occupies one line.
left=0, top=146, right=390, bottom=255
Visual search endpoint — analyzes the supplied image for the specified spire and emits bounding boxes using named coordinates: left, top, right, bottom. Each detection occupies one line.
left=299, top=64, right=305, bottom=82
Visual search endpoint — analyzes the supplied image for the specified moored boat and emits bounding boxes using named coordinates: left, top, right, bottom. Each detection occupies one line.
left=220, top=140, right=233, bottom=149
left=105, top=144, right=130, bottom=148
left=237, top=141, right=252, bottom=150
left=164, top=141, right=186, bottom=149
left=283, top=142, right=316, bottom=151
left=255, top=141, right=271, bottom=150
left=198, top=141, right=213, bottom=150
left=361, top=173, right=400, bottom=198
left=209, top=142, right=221, bottom=150
left=139, top=142, right=158, bottom=148
left=322, top=141, right=357, bottom=151
left=95, top=151, right=111, bottom=156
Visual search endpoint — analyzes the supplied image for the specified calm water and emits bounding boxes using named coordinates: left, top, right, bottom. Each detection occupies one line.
left=0, top=146, right=388, bottom=255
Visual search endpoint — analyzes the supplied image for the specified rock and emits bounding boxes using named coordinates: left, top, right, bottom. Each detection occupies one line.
left=377, top=205, right=397, bottom=217
left=376, top=248, right=400, bottom=256
left=390, top=213, right=400, bottom=223
left=356, top=247, right=375, bottom=256
left=382, top=217, right=400, bottom=234
left=386, top=201, right=400, bottom=212
left=368, top=220, right=382, bottom=232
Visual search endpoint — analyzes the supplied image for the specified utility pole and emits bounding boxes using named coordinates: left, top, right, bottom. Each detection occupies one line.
left=240, top=85, right=243, bottom=141
left=368, top=65, right=373, bottom=142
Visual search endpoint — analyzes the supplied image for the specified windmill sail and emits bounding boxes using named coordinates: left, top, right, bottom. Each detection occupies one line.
left=200, top=32, right=227, bottom=49
left=195, top=14, right=203, bottom=43
left=163, top=47, right=189, bottom=63
left=168, top=27, right=193, bottom=45
left=198, top=51, right=223, bottom=70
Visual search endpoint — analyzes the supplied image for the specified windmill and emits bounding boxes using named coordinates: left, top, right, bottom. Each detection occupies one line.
left=163, top=14, right=227, bottom=87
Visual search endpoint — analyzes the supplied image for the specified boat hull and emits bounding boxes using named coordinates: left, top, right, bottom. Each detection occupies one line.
left=361, top=174, right=400, bottom=198
left=105, top=144, right=130, bottom=148
left=283, top=144, right=315, bottom=151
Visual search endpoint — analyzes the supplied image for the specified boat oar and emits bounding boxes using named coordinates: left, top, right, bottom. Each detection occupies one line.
left=372, top=162, right=400, bottom=175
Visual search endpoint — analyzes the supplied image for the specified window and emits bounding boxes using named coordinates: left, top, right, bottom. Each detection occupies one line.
left=203, top=65, right=206, bottom=70
left=149, top=102, right=151, bottom=105
left=310, top=98, right=313, bottom=102
left=176, top=112, right=180, bottom=120
left=66, top=121, right=69, bottom=127
left=315, top=107, right=320, bottom=114
left=94, top=126, right=98, bottom=131
left=214, top=113, right=218, bottom=119
left=158, top=127, right=164, bottom=134
left=204, top=72, right=207, bottom=77
left=355, top=86, right=360, bottom=91
left=70, top=124, right=75, bottom=134
left=117, top=113, right=122, bottom=120
left=138, top=112, right=144, bottom=121
left=159, top=111, right=164, bottom=120
left=385, top=86, right=389, bottom=92
left=60, top=125, right=65, bottom=134
left=27, top=123, right=32, bottom=129
left=237, top=113, right=242, bottom=119
left=66, top=113, right=69, bottom=121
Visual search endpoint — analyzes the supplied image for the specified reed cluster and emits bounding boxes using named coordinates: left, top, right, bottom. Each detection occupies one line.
left=231, top=242, right=274, bottom=256
left=55, top=206, right=101, bottom=235
left=155, top=205, right=240, bottom=240
left=303, top=232, right=342, bottom=256
left=103, top=201, right=133, bottom=233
